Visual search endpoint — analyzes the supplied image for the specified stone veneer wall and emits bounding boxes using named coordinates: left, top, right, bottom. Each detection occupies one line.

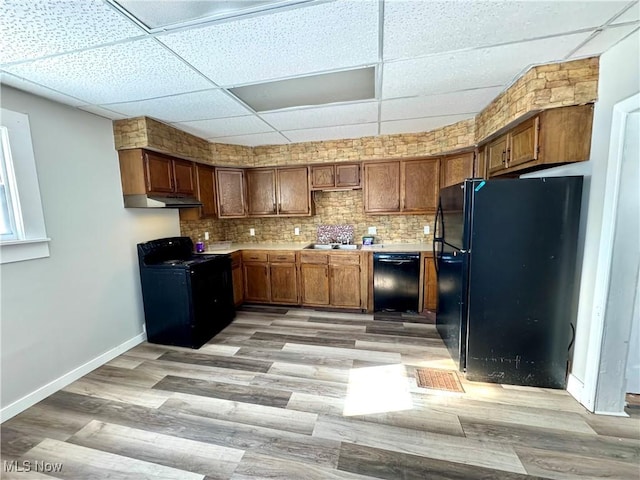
left=475, top=57, right=599, bottom=141
left=112, top=57, right=599, bottom=245
left=180, top=190, right=434, bottom=245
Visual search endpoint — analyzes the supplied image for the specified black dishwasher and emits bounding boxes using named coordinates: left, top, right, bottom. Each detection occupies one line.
left=373, top=252, right=421, bottom=312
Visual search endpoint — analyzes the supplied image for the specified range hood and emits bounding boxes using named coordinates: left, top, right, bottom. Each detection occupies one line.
left=124, top=194, right=203, bottom=209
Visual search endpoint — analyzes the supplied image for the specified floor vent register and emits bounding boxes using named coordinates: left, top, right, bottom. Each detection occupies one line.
left=415, top=368, right=465, bottom=393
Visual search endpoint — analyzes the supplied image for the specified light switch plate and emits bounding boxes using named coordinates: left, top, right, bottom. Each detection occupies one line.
left=424, top=225, right=430, bottom=234
left=368, top=226, right=377, bottom=235
left=294, top=227, right=300, bottom=235
left=249, top=228, right=255, bottom=236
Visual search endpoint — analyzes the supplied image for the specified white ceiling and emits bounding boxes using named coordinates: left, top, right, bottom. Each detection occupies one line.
left=1, top=0, right=638, bottom=147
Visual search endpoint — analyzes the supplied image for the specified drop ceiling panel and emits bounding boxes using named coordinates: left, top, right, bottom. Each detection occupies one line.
left=210, top=132, right=291, bottom=147
left=381, top=115, right=473, bottom=136
left=174, top=115, right=274, bottom=139
left=105, top=89, right=252, bottom=123
left=381, top=87, right=503, bottom=122
left=78, top=105, right=129, bottom=120
left=611, top=2, right=640, bottom=24
left=0, top=72, right=88, bottom=107
left=383, top=0, right=629, bottom=60
left=283, top=123, right=378, bottom=143
left=0, top=0, right=144, bottom=65
left=569, top=24, right=639, bottom=59
left=260, top=102, right=379, bottom=130
left=3, top=39, right=214, bottom=105
left=382, top=32, right=591, bottom=99
left=156, top=0, right=379, bottom=86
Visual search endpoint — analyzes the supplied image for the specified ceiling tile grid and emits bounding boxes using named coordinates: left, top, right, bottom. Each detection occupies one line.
left=3, top=38, right=215, bottom=105
left=0, top=0, right=144, bottom=65
left=156, top=0, right=380, bottom=87
left=1, top=0, right=637, bottom=146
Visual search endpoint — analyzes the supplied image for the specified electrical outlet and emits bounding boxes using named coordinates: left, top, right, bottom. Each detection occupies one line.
left=294, top=227, right=300, bottom=236
left=368, top=226, right=377, bottom=235
left=249, top=228, right=255, bottom=236
left=423, top=225, right=430, bottom=235
left=204, top=232, right=209, bottom=241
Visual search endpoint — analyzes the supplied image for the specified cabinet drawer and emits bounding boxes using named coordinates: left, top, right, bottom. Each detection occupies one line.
left=300, top=252, right=328, bottom=264
left=268, top=252, right=296, bottom=263
left=242, top=251, right=268, bottom=262
left=329, top=254, right=360, bottom=265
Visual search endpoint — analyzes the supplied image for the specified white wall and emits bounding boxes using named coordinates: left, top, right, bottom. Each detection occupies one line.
left=569, top=32, right=640, bottom=404
left=0, top=86, right=180, bottom=420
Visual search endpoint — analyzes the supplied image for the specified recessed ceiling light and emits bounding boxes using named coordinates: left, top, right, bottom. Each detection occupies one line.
left=111, top=0, right=318, bottom=32
left=230, top=67, right=376, bottom=112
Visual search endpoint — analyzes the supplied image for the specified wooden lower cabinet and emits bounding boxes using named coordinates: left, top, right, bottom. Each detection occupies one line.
left=300, top=263, right=330, bottom=305
left=231, top=252, right=244, bottom=307
left=300, top=252, right=366, bottom=309
left=242, top=251, right=298, bottom=305
left=422, top=255, right=438, bottom=312
left=270, top=263, right=298, bottom=304
left=243, top=262, right=270, bottom=303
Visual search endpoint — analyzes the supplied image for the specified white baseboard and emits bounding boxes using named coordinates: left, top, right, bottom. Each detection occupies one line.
left=0, top=332, right=146, bottom=423
left=566, top=373, right=585, bottom=405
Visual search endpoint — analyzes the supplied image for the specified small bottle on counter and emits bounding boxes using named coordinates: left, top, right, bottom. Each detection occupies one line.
left=195, top=235, right=205, bottom=253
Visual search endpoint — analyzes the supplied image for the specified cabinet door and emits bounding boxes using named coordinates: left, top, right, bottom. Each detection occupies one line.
left=441, top=152, right=474, bottom=188
left=144, top=151, right=173, bottom=193
left=246, top=169, right=277, bottom=216
left=231, top=254, right=244, bottom=306
left=243, top=263, right=270, bottom=302
left=509, top=116, right=539, bottom=168
left=475, top=147, right=487, bottom=179
left=300, top=263, right=330, bottom=305
left=487, top=134, right=509, bottom=174
left=364, top=162, right=401, bottom=212
left=330, top=265, right=361, bottom=308
left=335, top=164, right=360, bottom=188
left=270, top=263, right=298, bottom=304
left=277, top=167, right=310, bottom=215
left=216, top=169, right=246, bottom=218
left=195, top=164, right=216, bottom=217
left=423, top=257, right=438, bottom=311
left=402, top=158, right=440, bottom=212
left=311, top=165, right=335, bottom=189
left=173, top=159, right=195, bottom=195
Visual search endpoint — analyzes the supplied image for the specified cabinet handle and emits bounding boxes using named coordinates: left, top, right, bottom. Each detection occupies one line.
left=278, top=203, right=281, bottom=212
left=506, top=148, right=510, bottom=163
left=273, top=203, right=276, bottom=213
left=501, top=150, right=506, bottom=164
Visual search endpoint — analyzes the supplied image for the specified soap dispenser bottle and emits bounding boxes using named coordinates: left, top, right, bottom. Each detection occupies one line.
left=195, top=235, right=205, bottom=253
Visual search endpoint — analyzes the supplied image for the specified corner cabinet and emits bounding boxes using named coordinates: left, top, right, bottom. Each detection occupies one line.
left=216, top=168, right=247, bottom=218
left=118, top=148, right=195, bottom=197
left=364, top=159, right=439, bottom=214
left=180, top=163, right=217, bottom=220
left=484, top=104, right=593, bottom=177
left=245, top=167, right=311, bottom=217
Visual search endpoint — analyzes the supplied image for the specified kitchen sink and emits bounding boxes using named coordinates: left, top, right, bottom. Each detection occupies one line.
left=304, top=244, right=360, bottom=250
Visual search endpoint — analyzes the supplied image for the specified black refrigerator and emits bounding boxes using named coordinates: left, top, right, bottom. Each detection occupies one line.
left=434, top=177, right=583, bottom=388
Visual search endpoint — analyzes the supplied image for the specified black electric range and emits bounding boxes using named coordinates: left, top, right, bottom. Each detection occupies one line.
left=137, top=237, right=235, bottom=348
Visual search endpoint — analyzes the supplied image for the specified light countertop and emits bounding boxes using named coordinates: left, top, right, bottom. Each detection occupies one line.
left=202, top=242, right=434, bottom=254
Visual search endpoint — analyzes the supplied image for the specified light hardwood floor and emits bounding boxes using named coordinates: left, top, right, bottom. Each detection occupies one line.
left=2, top=306, right=639, bottom=479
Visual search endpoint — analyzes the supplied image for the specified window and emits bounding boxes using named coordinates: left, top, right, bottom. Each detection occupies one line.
left=0, top=108, right=49, bottom=264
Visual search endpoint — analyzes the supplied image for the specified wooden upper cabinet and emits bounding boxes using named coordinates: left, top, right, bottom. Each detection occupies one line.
left=509, top=117, right=539, bottom=168
left=484, top=104, right=593, bottom=177
left=216, top=168, right=247, bottom=218
left=441, top=152, right=474, bottom=188
left=487, top=134, right=509, bottom=175
left=119, top=148, right=196, bottom=197
left=364, top=161, right=401, bottom=212
left=311, top=165, right=335, bottom=189
left=172, top=159, right=196, bottom=195
left=246, top=169, right=277, bottom=216
left=311, top=163, right=361, bottom=190
left=181, top=163, right=216, bottom=220
left=145, top=152, right=174, bottom=194
left=277, top=167, right=311, bottom=215
left=402, top=158, right=440, bottom=213
left=335, top=164, right=360, bottom=188
left=475, top=147, right=487, bottom=179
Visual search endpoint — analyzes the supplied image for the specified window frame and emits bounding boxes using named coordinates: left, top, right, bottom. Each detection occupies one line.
left=0, top=107, right=50, bottom=264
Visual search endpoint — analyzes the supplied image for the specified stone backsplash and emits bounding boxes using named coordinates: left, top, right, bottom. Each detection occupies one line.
left=180, top=190, right=435, bottom=245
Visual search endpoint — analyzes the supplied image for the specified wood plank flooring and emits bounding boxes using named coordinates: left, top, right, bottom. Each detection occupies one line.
left=2, top=306, right=639, bottom=479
